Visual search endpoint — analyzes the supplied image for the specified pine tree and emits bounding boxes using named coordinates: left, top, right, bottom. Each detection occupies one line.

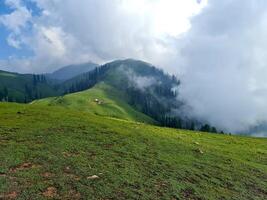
left=190, top=122, right=195, bottom=131
left=211, top=127, right=217, bottom=133
left=200, top=124, right=211, bottom=132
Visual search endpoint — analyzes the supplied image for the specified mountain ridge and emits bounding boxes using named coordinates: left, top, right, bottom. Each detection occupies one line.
left=47, top=62, right=98, bottom=81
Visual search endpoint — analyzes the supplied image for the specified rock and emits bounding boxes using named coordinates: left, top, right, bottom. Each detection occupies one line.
left=195, top=148, right=204, bottom=154
left=87, top=175, right=99, bottom=180
left=198, top=149, right=204, bottom=154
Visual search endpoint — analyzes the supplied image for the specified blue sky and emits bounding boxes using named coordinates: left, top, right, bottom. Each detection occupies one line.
left=0, top=1, right=17, bottom=59
left=0, top=1, right=12, bottom=15
left=0, top=0, right=40, bottom=59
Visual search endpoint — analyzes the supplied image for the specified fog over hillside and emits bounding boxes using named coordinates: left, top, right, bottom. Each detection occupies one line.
left=1, top=0, right=267, bottom=135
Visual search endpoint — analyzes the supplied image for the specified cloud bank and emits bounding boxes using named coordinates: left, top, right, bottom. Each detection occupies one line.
left=1, top=0, right=267, bottom=134
left=178, top=0, right=267, bottom=133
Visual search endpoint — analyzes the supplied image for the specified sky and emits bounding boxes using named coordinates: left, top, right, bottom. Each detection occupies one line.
left=1, top=0, right=267, bottom=134
left=0, top=0, right=208, bottom=73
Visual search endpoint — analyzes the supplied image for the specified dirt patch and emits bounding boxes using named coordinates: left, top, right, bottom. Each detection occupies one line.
left=62, top=151, right=80, bottom=158
left=42, top=172, right=54, bottom=178
left=245, top=182, right=267, bottom=197
left=0, top=172, right=7, bottom=177
left=42, top=187, right=57, bottom=198
left=9, top=162, right=39, bottom=173
left=103, top=143, right=114, bottom=149
left=155, top=181, right=168, bottom=190
left=66, top=173, right=81, bottom=181
left=88, top=151, right=97, bottom=159
left=181, top=188, right=202, bottom=200
left=0, top=139, right=10, bottom=144
left=155, top=180, right=169, bottom=197
left=0, top=191, right=18, bottom=199
left=182, top=176, right=199, bottom=184
left=69, top=189, right=81, bottom=199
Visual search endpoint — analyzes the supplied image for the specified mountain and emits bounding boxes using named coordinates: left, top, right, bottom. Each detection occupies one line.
left=47, top=62, right=98, bottom=81
left=62, top=59, right=203, bottom=130
left=0, top=101, right=266, bottom=199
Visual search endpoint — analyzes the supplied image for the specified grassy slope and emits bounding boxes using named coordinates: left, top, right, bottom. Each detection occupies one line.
left=0, top=102, right=266, bottom=200
left=34, top=82, right=156, bottom=124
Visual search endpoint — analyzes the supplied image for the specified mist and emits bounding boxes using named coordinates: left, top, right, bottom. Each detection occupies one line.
left=177, top=0, right=267, bottom=134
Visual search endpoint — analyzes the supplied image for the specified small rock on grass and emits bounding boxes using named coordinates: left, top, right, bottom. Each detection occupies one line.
left=87, top=175, right=99, bottom=180
left=195, top=148, right=204, bottom=154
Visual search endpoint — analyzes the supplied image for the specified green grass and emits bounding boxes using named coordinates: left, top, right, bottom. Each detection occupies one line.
left=0, top=102, right=266, bottom=199
left=34, top=82, right=156, bottom=124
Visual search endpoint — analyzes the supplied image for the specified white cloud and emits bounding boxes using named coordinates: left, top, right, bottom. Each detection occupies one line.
left=0, top=0, right=31, bottom=33
left=7, top=33, right=22, bottom=48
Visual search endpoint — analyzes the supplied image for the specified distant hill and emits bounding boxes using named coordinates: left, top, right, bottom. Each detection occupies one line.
left=0, top=62, right=98, bottom=103
left=0, top=70, right=59, bottom=102
left=47, top=62, right=98, bottom=81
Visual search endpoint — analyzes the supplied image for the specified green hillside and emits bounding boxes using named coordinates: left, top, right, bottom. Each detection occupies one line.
left=0, top=102, right=266, bottom=199
left=34, top=82, right=155, bottom=124
left=0, top=70, right=59, bottom=102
